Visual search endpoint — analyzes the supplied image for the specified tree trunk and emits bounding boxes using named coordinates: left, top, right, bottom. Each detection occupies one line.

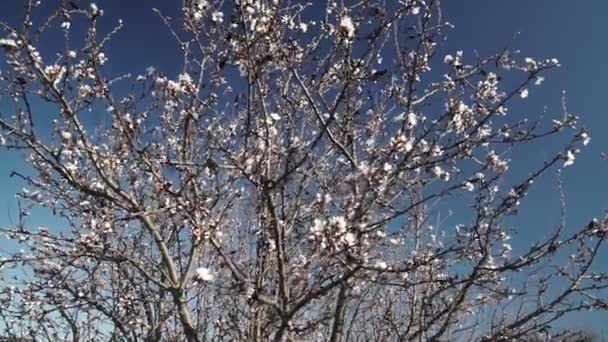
left=174, top=290, right=199, bottom=342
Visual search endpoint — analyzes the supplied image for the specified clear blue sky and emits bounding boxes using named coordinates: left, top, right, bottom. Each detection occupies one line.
left=0, top=0, right=607, bottom=336
left=444, top=2, right=608, bottom=334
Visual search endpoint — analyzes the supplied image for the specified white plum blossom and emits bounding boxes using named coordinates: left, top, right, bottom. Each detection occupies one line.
left=310, top=218, right=325, bottom=237
left=486, top=151, right=509, bottom=173
left=431, top=165, right=450, bottom=181
left=193, top=0, right=208, bottom=10
left=404, top=139, right=414, bottom=152
left=89, top=3, right=102, bottom=16
left=97, top=52, right=108, bottom=65
left=534, top=76, right=545, bottom=85
left=196, top=267, right=215, bottom=282
left=563, top=149, right=576, bottom=167
left=431, top=145, right=443, bottom=157
left=445, top=50, right=464, bottom=67
left=343, top=232, right=356, bottom=247
left=392, top=134, right=412, bottom=152
left=192, top=11, right=203, bottom=22
left=373, top=260, right=388, bottom=270
left=0, top=38, right=18, bottom=50
left=64, top=162, right=78, bottom=173
left=211, top=11, right=224, bottom=23
left=78, top=84, right=92, bottom=98
left=43, top=65, right=66, bottom=87
left=167, top=80, right=182, bottom=93
left=581, top=132, right=591, bottom=146
left=339, top=15, right=355, bottom=38
left=329, top=215, right=347, bottom=232
left=443, top=54, right=455, bottom=64
left=406, top=112, right=418, bottom=128
left=60, top=131, right=72, bottom=141
left=524, top=57, right=537, bottom=71
left=269, top=112, right=281, bottom=121
left=449, top=100, right=473, bottom=133
left=178, top=72, right=192, bottom=85
left=477, top=72, right=501, bottom=102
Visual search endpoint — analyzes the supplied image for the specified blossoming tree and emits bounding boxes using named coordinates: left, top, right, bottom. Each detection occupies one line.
left=0, top=0, right=606, bottom=341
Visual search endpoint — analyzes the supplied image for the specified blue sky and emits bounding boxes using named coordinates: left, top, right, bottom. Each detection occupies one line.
left=0, top=0, right=607, bottom=336
left=445, top=2, right=608, bottom=333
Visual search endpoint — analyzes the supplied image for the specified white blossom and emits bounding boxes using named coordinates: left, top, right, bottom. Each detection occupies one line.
left=443, top=54, right=455, bottom=64
left=60, top=131, right=72, bottom=141
left=432, top=165, right=450, bottom=181
left=166, top=80, right=181, bottom=94
left=193, top=0, right=208, bottom=10
left=339, top=15, right=355, bottom=38
left=90, top=3, right=102, bottom=16
left=43, top=65, right=66, bottom=87
left=406, top=112, right=418, bottom=128
left=178, top=72, right=192, bottom=85
left=524, top=57, right=537, bottom=71
left=404, top=139, right=414, bottom=152
left=78, top=84, right=92, bottom=98
left=310, top=219, right=324, bottom=236
left=0, top=38, right=18, bottom=50
left=97, top=52, right=108, bottom=65
left=343, top=232, right=356, bottom=247
left=211, top=11, right=224, bottom=23
left=329, top=216, right=347, bottom=232
left=563, top=149, right=575, bottom=167
left=389, top=238, right=400, bottom=245
left=486, top=151, right=509, bottom=173
left=64, top=162, right=78, bottom=173
left=581, top=132, right=591, bottom=146
left=534, top=76, right=545, bottom=85
left=196, top=267, right=215, bottom=282
left=269, top=112, right=281, bottom=121
left=373, top=260, right=388, bottom=270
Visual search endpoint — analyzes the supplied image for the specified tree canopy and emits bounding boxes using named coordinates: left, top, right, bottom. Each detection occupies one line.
left=0, top=1, right=606, bottom=341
